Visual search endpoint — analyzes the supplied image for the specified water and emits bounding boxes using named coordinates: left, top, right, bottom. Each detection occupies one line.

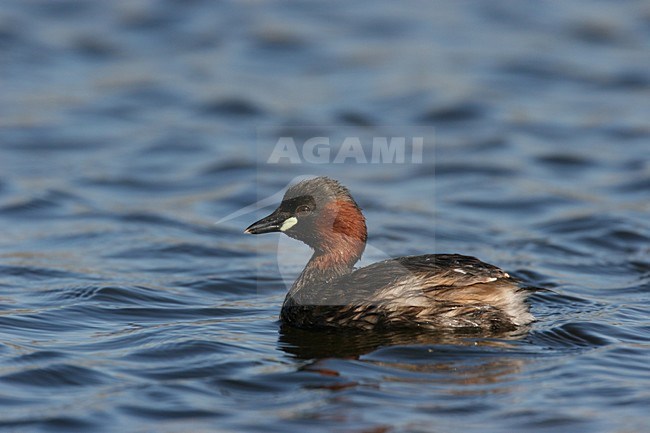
left=1, top=1, right=649, bottom=432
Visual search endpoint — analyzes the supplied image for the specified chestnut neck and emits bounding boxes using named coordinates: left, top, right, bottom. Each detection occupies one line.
left=289, top=198, right=367, bottom=296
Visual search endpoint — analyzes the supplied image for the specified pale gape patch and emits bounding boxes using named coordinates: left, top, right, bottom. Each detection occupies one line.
left=280, top=217, right=298, bottom=232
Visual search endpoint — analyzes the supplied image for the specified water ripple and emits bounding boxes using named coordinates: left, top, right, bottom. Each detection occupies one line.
left=1, top=364, right=111, bottom=388
left=0, top=1, right=649, bottom=432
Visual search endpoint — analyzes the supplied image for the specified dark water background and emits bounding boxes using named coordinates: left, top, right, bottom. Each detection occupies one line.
left=1, top=1, right=649, bottom=432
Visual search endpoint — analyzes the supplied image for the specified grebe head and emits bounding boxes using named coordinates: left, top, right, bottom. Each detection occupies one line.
left=245, top=177, right=367, bottom=262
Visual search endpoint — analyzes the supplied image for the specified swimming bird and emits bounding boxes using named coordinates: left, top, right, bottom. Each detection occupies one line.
left=245, top=177, right=534, bottom=331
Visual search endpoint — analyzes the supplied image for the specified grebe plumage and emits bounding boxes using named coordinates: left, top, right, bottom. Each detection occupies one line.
left=245, top=177, right=534, bottom=331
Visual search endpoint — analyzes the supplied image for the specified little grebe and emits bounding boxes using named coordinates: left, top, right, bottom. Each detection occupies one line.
left=245, top=177, right=534, bottom=331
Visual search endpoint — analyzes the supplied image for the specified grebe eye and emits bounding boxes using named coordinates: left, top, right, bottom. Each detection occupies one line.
left=295, top=205, right=312, bottom=217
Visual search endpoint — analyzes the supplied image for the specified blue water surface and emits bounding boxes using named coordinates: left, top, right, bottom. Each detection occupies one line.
left=0, top=1, right=649, bottom=432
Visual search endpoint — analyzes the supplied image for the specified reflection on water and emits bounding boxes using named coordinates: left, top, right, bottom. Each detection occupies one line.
left=281, top=325, right=530, bottom=398
left=278, top=324, right=528, bottom=360
left=0, top=0, right=649, bottom=432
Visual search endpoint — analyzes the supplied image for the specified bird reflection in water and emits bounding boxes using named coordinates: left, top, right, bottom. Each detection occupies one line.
left=278, top=324, right=530, bottom=395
